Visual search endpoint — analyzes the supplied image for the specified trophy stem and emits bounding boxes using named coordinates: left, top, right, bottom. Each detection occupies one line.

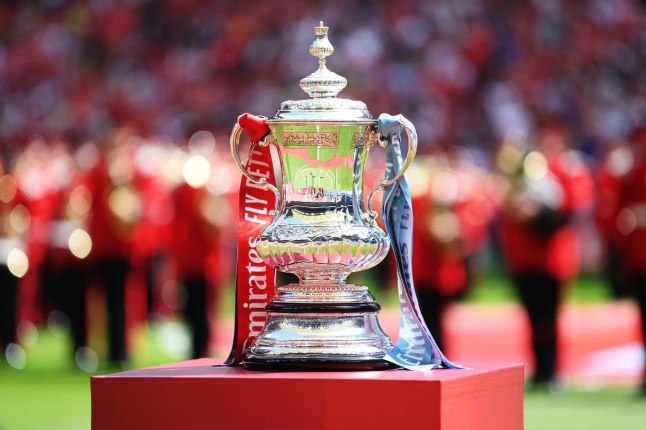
left=273, top=281, right=370, bottom=303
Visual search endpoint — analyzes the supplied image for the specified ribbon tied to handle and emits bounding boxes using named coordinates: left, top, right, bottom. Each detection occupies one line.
left=379, top=113, right=462, bottom=371
left=224, top=113, right=278, bottom=366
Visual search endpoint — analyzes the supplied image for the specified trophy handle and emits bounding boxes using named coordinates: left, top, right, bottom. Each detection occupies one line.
left=230, top=123, right=281, bottom=219
left=366, top=115, right=417, bottom=219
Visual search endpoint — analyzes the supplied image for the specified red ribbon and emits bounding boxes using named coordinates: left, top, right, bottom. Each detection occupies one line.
left=224, top=114, right=278, bottom=365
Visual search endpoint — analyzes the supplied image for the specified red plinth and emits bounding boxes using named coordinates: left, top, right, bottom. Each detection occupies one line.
left=91, top=359, right=523, bottom=430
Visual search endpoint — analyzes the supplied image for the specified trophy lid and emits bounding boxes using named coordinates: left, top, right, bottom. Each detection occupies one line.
left=268, top=22, right=374, bottom=123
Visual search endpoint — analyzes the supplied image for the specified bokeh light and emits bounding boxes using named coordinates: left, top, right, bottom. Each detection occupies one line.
left=5, top=343, right=27, bottom=370
left=68, top=228, right=93, bottom=259
left=9, top=205, right=31, bottom=234
left=523, top=151, right=549, bottom=182
left=68, top=185, right=92, bottom=218
left=183, top=155, right=211, bottom=189
left=188, top=131, right=216, bottom=156
left=431, top=171, right=459, bottom=204
left=0, top=175, right=18, bottom=204
left=75, top=347, right=100, bottom=374
left=7, top=248, right=28, bottom=278
left=108, top=186, right=142, bottom=224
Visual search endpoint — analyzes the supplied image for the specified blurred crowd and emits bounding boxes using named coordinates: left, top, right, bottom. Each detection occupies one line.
left=1, top=0, right=646, bottom=390
left=2, top=0, right=646, bottom=153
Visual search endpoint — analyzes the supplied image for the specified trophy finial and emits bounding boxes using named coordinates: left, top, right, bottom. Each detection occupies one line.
left=310, top=22, right=333, bottom=66
left=299, top=22, right=347, bottom=98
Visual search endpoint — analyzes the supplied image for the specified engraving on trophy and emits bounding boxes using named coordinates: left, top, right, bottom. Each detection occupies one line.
left=352, top=130, right=368, bottom=147
left=279, top=131, right=338, bottom=147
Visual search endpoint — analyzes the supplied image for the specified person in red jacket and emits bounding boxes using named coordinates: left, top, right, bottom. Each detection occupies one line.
left=595, top=142, right=633, bottom=299
left=86, top=130, right=142, bottom=365
left=411, top=147, right=496, bottom=350
left=129, top=141, right=174, bottom=324
left=40, top=143, right=96, bottom=367
left=167, top=136, right=229, bottom=359
left=497, top=124, right=594, bottom=388
left=615, top=125, right=646, bottom=395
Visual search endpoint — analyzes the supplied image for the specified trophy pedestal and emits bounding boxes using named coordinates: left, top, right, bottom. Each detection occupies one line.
left=91, top=359, right=524, bottom=430
left=243, top=294, right=395, bottom=370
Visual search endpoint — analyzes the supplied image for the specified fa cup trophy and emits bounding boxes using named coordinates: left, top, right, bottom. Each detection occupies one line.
left=229, top=22, right=456, bottom=371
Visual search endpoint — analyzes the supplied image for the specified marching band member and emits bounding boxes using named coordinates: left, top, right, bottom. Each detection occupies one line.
left=130, top=140, right=174, bottom=323
left=167, top=133, right=231, bottom=358
left=595, top=141, right=633, bottom=298
left=41, top=142, right=95, bottom=367
left=411, top=147, right=496, bottom=351
left=86, top=129, right=142, bottom=365
left=497, top=124, right=594, bottom=389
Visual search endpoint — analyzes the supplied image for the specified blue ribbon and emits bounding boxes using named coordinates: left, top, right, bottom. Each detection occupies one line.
left=379, top=113, right=462, bottom=371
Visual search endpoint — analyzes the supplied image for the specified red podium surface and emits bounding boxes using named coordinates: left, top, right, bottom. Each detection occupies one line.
left=91, top=359, right=523, bottom=430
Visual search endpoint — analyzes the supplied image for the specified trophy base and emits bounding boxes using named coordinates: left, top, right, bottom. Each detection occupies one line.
left=242, top=357, right=398, bottom=371
left=243, top=294, right=394, bottom=371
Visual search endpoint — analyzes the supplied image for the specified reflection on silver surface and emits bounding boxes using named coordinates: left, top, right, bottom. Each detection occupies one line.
left=249, top=312, right=392, bottom=361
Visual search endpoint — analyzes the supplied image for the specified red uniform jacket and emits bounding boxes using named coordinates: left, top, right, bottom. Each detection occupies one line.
left=170, top=182, right=220, bottom=280
left=412, top=195, right=465, bottom=295
left=86, top=156, right=137, bottom=263
left=499, top=150, right=593, bottom=282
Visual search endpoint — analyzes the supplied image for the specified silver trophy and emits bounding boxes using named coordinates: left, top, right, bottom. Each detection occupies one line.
left=231, top=22, right=417, bottom=369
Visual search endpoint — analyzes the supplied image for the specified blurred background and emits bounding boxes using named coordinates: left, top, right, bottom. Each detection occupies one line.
left=1, top=0, right=646, bottom=429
